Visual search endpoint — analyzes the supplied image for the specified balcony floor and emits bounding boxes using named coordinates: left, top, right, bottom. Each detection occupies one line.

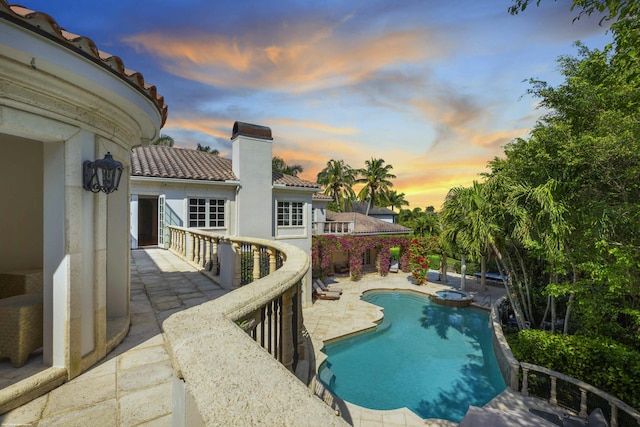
left=0, top=248, right=229, bottom=426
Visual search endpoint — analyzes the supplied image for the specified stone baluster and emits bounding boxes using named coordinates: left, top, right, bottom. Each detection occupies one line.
left=268, top=248, right=277, bottom=274
left=579, top=388, right=588, bottom=418
left=521, top=366, right=529, bottom=396
left=280, top=287, right=295, bottom=372
left=550, top=376, right=557, bottom=406
left=609, top=403, right=618, bottom=427
left=232, top=242, right=242, bottom=288
left=212, top=238, right=219, bottom=275
left=204, top=237, right=211, bottom=270
left=296, top=282, right=305, bottom=361
left=252, top=244, right=261, bottom=281
left=195, top=234, right=202, bottom=265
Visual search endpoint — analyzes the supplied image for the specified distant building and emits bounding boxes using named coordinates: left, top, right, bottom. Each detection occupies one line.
left=129, top=122, right=322, bottom=305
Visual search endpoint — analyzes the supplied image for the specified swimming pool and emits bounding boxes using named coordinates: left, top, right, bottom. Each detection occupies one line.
left=318, top=290, right=506, bottom=422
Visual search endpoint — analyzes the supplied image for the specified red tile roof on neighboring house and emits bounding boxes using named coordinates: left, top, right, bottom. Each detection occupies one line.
left=273, top=173, right=321, bottom=189
left=132, top=146, right=322, bottom=190
left=326, top=211, right=411, bottom=235
left=0, top=1, right=167, bottom=126
left=312, top=193, right=333, bottom=201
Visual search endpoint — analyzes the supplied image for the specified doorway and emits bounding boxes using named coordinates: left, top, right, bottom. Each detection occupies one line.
left=137, top=196, right=158, bottom=246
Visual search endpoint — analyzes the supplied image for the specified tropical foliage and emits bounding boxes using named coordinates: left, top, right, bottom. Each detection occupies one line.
left=150, top=134, right=174, bottom=147
left=196, top=143, right=219, bottom=155
left=355, top=158, right=396, bottom=212
left=272, top=156, right=303, bottom=176
left=316, top=159, right=357, bottom=212
left=439, top=1, right=640, bottom=357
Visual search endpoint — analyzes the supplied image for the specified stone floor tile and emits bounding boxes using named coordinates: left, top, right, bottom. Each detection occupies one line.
left=135, top=413, right=172, bottom=427
left=42, top=373, right=115, bottom=417
left=39, top=398, right=117, bottom=427
left=118, top=346, right=169, bottom=372
left=0, top=393, right=47, bottom=425
left=118, top=360, right=173, bottom=394
left=118, top=381, right=172, bottom=427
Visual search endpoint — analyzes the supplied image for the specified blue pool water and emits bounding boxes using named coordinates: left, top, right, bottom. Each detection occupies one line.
left=318, top=290, right=506, bottom=422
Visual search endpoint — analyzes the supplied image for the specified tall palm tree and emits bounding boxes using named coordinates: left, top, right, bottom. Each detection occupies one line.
left=383, top=190, right=409, bottom=212
left=151, top=134, right=174, bottom=147
left=356, top=158, right=396, bottom=212
left=272, top=156, right=303, bottom=176
left=441, top=181, right=528, bottom=330
left=316, top=159, right=357, bottom=212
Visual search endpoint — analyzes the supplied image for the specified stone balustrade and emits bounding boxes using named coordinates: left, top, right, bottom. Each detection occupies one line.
left=163, top=226, right=347, bottom=426
left=312, top=221, right=354, bottom=235
left=520, top=362, right=640, bottom=427
left=491, top=297, right=640, bottom=427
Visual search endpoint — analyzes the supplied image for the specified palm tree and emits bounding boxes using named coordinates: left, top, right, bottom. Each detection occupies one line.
left=316, top=159, right=357, bottom=212
left=441, top=181, right=528, bottom=330
left=272, top=156, right=304, bottom=176
left=196, top=143, right=219, bottom=155
left=383, top=190, right=409, bottom=212
left=356, top=158, right=396, bottom=213
left=151, top=134, right=174, bottom=147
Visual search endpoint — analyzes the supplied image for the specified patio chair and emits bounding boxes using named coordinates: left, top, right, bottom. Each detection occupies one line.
left=316, top=279, right=342, bottom=294
left=389, top=261, right=399, bottom=273
left=312, top=281, right=340, bottom=300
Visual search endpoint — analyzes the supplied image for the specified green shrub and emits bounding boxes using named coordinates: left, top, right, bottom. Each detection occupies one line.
left=507, top=330, right=640, bottom=409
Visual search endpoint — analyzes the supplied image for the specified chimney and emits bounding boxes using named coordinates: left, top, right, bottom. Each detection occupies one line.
left=231, top=122, right=273, bottom=239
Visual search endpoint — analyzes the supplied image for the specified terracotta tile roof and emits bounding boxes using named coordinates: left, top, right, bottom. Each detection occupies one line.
left=132, top=146, right=322, bottom=190
left=312, top=193, right=333, bottom=201
left=348, top=201, right=398, bottom=216
left=273, top=173, right=321, bottom=189
left=131, top=146, right=237, bottom=181
left=0, top=1, right=167, bottom=126
left=326, top=211, right=411, bottom=235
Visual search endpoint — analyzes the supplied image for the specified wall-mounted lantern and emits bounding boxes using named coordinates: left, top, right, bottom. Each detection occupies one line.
left=83, top=152, right=123, bottom=194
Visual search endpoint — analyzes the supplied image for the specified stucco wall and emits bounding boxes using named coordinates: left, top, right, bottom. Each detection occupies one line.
left=0, top=135, right=43, bottom=272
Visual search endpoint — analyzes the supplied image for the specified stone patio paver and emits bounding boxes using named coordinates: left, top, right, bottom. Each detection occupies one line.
left=0, top=248, right=228, bottom=427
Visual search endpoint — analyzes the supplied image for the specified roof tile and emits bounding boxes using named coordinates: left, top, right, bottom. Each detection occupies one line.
left=326, top=211, right=411, bottom=235
left=1, top=1, right=167, bottom=126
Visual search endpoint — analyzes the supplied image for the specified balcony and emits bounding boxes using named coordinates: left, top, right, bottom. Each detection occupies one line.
left=312, top=221, right=354, bottom=235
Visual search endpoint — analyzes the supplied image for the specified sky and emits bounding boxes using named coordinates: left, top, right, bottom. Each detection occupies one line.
left=22, top=0, right=612, bottom=210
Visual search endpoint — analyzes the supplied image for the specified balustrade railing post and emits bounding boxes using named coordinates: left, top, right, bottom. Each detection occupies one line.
left=610, top=403, right=618, bottom=427
left=550, top=376, right=558, bottom=406
left=521, top=366, right=529, bottom=396
left=195, top=234, right=202, bottom=265
left=252, top=244, right=261, bottom=281
left=296, top=281, right=305, bottom=361
left=579, top=388, right=588, bottom=418
left=280, top=287, right=295, bottom=372
left=232, top=242, right=242, bottom=288
left=204, top=237, right=211, bottom=270
left=268, top=248, right=277, bottom=274
left=212, top=238, right=219, bottom=275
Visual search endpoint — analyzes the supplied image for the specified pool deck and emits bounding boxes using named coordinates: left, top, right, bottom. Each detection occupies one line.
left=304, top=269, right=560, bottom=427
left=1, top=251, right=563, bottom=427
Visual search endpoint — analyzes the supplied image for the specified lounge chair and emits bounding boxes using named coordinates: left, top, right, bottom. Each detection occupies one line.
left=389, top=261, right=399, bottom=273
left=316, top=279, right=342, bottom=294
left=312, top=281, right=340, bottom=300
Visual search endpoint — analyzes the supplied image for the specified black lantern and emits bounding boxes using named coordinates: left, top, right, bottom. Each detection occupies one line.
left=83, top=152, right=123, bottom=194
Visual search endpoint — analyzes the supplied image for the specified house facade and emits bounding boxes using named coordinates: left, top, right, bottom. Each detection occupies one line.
left=0, top=1, right=165, bottom=411
left=130, top=122, right=321, bottom=304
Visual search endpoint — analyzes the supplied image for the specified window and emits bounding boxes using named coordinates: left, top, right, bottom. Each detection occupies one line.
left=277, top=201, right=304, bottom=226
left=188, top=198, right=225, bottom=228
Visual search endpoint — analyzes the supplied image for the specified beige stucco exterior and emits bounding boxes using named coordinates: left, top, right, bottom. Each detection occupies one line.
left=0, top=13, right=162, bottom=411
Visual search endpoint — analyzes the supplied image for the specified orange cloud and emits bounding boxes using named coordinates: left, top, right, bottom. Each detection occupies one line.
left=123, top=22, right=447, bottom=93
